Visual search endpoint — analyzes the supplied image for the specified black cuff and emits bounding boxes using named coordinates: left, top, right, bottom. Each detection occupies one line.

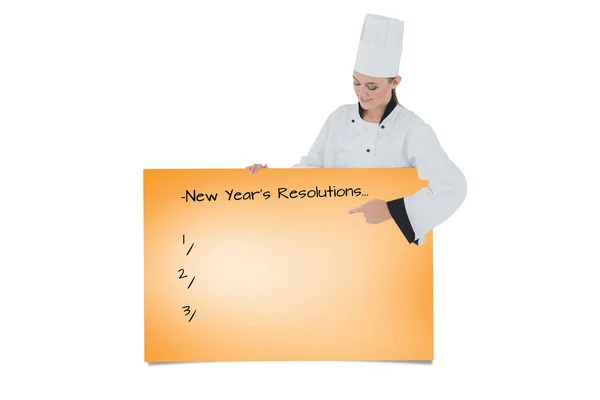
left=387, top=197, right=417, bottom=244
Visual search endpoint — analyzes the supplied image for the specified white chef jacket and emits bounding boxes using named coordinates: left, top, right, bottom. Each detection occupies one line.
left=291, top=99, right=467, bottom=246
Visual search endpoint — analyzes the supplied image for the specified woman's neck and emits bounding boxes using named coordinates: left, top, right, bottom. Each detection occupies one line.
left=363, top=106, right=385, bottom=123
left=361, top=93, right=394, bottom=123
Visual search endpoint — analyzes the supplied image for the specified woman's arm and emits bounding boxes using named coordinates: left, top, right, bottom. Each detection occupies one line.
left=387, top=123, right=467, bottom=245
left=291, top=110, right=336, bottom=168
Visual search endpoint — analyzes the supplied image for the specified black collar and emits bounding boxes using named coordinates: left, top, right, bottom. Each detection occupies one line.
left=358, top=97, right=397, bottom=124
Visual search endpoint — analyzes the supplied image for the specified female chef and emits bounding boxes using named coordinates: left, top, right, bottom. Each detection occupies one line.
left=246, top=14, right=467, bottom=246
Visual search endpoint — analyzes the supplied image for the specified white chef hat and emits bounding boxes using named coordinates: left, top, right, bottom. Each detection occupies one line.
left=354, top=14, right=404, bottom=78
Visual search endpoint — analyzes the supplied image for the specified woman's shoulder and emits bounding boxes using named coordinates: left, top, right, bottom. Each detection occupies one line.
left=394, top=103, right=418, bottom=117
left=327, top=103, right=356, bottom=117
left=392, top=105, right=430, bottom=128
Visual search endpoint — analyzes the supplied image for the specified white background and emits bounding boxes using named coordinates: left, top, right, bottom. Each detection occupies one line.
left=1, top=0, right=599, bottom=398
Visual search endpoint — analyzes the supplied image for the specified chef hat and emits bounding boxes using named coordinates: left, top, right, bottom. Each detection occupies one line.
left=354, top=14, right=404, bottom=78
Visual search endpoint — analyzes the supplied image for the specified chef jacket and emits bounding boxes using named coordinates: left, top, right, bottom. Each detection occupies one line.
left=291, top=98, right=467, bottom=246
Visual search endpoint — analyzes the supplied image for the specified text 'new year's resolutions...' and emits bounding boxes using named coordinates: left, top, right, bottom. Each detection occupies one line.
left=180, top=186, right=370, bottom=202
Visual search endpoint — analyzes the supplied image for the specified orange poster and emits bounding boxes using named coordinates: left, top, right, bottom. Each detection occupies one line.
left=144, top=168, right=433, bottom=362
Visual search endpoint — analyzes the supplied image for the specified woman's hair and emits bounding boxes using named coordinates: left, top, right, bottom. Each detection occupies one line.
left=388, top=77, right=402, bottom=107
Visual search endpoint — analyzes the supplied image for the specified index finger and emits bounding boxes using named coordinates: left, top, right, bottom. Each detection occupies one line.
left=348, top=206, right=363, bottom=214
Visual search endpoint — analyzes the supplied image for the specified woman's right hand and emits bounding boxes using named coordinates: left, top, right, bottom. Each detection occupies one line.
left=246, top=163, right=268, bottom=174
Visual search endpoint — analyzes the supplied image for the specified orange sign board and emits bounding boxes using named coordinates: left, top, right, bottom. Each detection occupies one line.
left=144, top=168, right=433, bottom=362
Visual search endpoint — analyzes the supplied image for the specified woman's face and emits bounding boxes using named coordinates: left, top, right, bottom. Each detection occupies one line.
left=353, top=71, right=399, bottom=110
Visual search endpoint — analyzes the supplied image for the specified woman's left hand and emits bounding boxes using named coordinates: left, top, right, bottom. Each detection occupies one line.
left=348, top=199, right=392, bottom=224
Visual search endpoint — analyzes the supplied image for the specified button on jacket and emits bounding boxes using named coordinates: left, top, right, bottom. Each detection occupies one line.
left=291, top=99, right=467, bottom=246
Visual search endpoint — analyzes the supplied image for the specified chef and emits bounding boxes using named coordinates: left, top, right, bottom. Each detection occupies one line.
left=246, top=14, right=467, bottom=246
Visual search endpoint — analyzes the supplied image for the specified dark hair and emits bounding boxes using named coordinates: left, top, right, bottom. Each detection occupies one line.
left=388, top=77, right=402, bottom=107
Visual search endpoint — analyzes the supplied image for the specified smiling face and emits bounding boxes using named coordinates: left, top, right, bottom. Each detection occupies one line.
left=353, top=71, right=400, bottom=110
